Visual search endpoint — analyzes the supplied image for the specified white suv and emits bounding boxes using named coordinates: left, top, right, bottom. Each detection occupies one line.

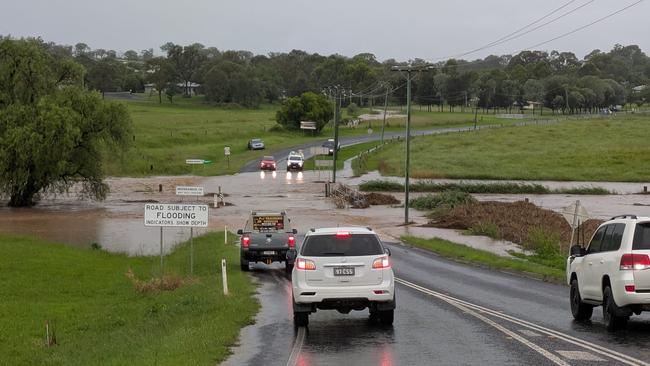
left=291, top=227, right=395, bottom=327
left=567, top=215, right=650, bottom=331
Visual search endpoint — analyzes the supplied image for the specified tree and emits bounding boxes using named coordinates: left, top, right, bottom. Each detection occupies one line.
left=165, top=83, right=180, bottom=103
left=146, top=57, right=174, bottom=103
left=523, top=79, right=545, bottom=113
left=275, top=92, right=333, bottom=132
left=0, top=39, right=132, bottom=207
left=86, top=58, right=122, bottom=97
left=162, top=42, right=206, bottom=97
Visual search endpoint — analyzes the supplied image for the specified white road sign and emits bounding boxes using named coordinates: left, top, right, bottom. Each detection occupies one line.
left=175, top=186, right=204, bottom=196
left=185, top=159, right=204, bottom=165
left=561, top=201, right=590, bottom=228
left=144, top=203, right=209, bottom=227
left=224, top=146, right=231, bottom=156
left=310, top=146, right=330, bottom=155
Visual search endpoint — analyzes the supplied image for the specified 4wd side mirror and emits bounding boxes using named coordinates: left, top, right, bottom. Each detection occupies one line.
left=293, top=229, right=298, bottom=234
left=570, top=244, right=584, bottom=257
left=237, top=229, right=243, bottom=235
left=385, top=248, right=392, bottom=256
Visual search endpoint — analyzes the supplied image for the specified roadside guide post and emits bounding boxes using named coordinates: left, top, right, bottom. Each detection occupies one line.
left=222, top=259, right=229, bottom=295
left=145, top=203, right=209, bottom=287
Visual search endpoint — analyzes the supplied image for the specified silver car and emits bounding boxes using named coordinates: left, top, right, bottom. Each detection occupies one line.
left=247, top=138, right=265, bottom=150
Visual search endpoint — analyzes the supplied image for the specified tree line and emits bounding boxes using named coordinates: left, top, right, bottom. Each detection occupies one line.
left=7, top=36, right=650, bottom=113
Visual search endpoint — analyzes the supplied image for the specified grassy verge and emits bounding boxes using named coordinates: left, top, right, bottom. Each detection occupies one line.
left=362, top=116, right=650, bottom=181
left=401, top=235, right=564, bottom=282
left=359, top=180, right=613, bottom=195
left=0, top=232, right=258, bottom=365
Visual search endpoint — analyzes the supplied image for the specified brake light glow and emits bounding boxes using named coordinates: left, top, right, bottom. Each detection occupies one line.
left=620, top=254, right=650, bottom=270
left=288, top=235, right=296, bottom=248
left=625, top=285, right=636, bottom=292
left=241, top=236, right=250, bottom=248
left=372, top=256, right=391, bottom=269
left=296, top=258, right=316, bottom=270
left=335, top=231, right=351, bottom=238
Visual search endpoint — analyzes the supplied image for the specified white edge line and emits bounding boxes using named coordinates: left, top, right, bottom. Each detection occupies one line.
left=395, top=278, right=648, bottom=366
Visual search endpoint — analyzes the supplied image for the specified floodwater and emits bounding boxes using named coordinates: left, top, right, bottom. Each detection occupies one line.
left=1, top=168, right=649, bottom=256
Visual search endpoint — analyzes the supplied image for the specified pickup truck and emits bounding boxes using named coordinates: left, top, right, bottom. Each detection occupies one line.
left=237, top=211, right=298, bottom=273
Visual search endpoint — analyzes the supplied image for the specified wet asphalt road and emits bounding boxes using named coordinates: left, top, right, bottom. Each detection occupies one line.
left=238, top=126, right=478, bottom=173
left=224, top=241, right=650, bottom=366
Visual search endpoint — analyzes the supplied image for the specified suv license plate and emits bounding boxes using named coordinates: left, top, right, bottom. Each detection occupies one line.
left=334, top=267, right=355, bottom=276
left=262, top=251, right=276, bottom=255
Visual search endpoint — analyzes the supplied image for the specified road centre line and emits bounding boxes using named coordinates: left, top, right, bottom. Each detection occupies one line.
left=395, top=277, right=649, bottom=366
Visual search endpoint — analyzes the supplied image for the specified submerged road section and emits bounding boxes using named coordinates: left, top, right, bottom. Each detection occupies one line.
left=224, top=241, right=650, bottom=366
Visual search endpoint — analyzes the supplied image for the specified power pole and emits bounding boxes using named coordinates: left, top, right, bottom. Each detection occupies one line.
left=473, top=97, right=479, bottom=130
left=391, top=65, right=431, bottom=225
left=381, top=84, right=389, bottom=144
left=332, top=87, right=341, bottom=183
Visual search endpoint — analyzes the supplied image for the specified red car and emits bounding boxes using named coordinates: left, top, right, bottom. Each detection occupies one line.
left=260, top=156, right=277, bottom=171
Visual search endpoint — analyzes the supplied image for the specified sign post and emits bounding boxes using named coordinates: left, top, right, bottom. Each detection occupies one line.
left=145, top=203, right=209, bottom=285
left=561, top=200, right=590, bottom=246
left=175, top=187, right=205, bottom=274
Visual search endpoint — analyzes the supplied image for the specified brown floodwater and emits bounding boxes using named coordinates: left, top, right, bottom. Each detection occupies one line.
left=1, top=169, right=648, bottom=256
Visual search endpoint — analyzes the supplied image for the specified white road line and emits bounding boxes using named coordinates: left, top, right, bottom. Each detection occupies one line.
left=556, top=351, right=606, bottom=362
left=452, top=300, right=570, bottom=366
left=395, top=277, right=649, bottom=366
left=286, top=326, right=306, bottom=366
left=519, top=329, right=543, bottom=337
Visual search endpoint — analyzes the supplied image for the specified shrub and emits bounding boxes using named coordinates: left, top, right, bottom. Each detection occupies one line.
left=410, top=190, right=476, bottom=211
left=359, top=180, right=403, bottom=192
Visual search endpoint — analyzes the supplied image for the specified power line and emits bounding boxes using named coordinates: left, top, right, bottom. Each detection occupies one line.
left=442, top=0, right=585, bottom=60
left=524, top=0, right=645, bottom=51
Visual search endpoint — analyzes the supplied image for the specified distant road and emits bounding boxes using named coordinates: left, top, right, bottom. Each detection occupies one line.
left=238, top=126, right=475, bottom=173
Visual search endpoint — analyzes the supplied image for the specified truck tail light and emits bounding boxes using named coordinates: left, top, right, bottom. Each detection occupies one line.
left=335, top=231, right=351, bottom=238
left=372, top=256, right=390, bottom=269
left=296, top=258, right=316, bottom=270
left=620, top=254, right=650, bottom=270
left=288, top=235, right=296, bottom=248
left=241, top=236, right=250, bottom=248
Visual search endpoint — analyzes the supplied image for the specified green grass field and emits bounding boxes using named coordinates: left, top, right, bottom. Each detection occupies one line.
left=363, top=115, right=650, bottom=181
left=0, top=232, right=258, bottom=366
left=102, top=95, right=528, bottom=176
left=401, top=236, right=564, bottom=282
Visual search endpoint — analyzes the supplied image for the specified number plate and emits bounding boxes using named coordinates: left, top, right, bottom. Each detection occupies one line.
left=333, top=267, right=355, bottom=276
left=262, top=251, right=276, bottom=255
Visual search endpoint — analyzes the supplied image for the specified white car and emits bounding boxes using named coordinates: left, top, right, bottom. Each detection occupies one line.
left=286, top=151, right=304, bottom=171
left=567, top=215, right=650, bottom=331
left=291, top=227, right=395, bottom=327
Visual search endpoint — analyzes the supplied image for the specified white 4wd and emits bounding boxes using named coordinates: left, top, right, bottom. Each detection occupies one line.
left=567, top=215, right=650, bottom=331
left=291, top=227, right=395, bottom=327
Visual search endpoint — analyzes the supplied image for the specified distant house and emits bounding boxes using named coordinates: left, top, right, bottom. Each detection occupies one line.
left=144, top=82, right=201, bottom=96
left=522, top=101, right=543, bottom=110
left=632, top=85, right=647, bottom=94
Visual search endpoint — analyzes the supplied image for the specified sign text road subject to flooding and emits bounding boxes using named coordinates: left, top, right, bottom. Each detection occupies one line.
left=144, top=204, right=209, bottom=227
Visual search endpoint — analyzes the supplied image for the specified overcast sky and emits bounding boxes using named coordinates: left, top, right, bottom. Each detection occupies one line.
left=2, top=0, right=649, bottom=62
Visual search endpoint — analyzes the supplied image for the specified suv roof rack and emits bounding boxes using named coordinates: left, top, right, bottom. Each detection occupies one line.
left=611, top=214, right=638, bottom=220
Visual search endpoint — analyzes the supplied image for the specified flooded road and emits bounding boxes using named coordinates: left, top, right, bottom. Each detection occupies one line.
left=1, top=169, right=649, bottom=255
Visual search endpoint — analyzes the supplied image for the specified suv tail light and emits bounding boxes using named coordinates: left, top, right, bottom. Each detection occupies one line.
left=620, top=253, right=650, bottom=270
left=296, top=258, right=316, bottom=270
left=241, top=236, right=250, bottom=248
left=372, top=256, right=391, bottom=269
left=288, top=235, right=296, bottom=248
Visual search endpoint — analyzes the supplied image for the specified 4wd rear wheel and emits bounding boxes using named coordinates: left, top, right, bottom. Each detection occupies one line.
left=293, top=311, right=309, bottom=327
left=570, top=279, right=593, bottom=321
left=603, top=286, right=628, bottom=331
left=379, top=309, right=394, bottom=325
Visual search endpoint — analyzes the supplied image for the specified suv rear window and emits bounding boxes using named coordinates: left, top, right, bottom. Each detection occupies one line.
left=633, top=223, right=650, bottom=250
left=301, top=234, right=383, bottom=256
